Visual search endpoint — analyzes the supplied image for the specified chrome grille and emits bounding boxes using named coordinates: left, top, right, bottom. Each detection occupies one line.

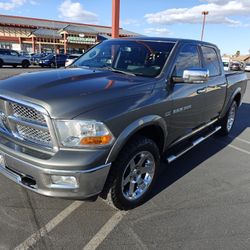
left=11, top=103, right=46, bottom=125
left=16, top=124, right=52, bottom=146
left=0, top=98, right=54, bottom=150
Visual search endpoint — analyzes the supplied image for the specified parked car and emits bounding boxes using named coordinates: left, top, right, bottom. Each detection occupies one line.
left=39, top=54, right=68, bottom=68
left=65, top=53, right=82, bottom=67
left=244, top=63, right=250, bottom=72
left=30, top=53, right=49, bottom=65
left=222, top=57, right=230, bottom=71
left=230, top=61, right=244, bottom=71
left=0, top=38, right=247, bottom=210
left=19, top=51, right=32, bottom=58
left=0, top=48, right=30, bottom=68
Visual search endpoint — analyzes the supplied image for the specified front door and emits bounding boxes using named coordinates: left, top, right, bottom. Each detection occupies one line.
left=168, top=43, right=207, bottom=142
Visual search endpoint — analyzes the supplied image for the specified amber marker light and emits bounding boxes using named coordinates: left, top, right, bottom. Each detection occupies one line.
left=80, top=135, right=113, bottom=145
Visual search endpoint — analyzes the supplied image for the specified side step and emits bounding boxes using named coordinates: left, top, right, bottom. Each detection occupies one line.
left=166, top=126, right=221, bottom=163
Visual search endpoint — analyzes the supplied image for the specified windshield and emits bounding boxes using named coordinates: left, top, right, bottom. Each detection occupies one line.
left=43, top=54, right=54, bottom=59
left=74, top=40, right=175, bottom=77
left=223, top=62, right=229, bottom=67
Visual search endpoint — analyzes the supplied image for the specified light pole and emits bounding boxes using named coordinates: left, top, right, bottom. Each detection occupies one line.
left=201, top=11, right=209, bottom=41
left=112, top=0, right=120, bottom=38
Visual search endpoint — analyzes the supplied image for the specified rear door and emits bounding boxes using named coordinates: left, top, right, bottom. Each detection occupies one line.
left=9, top=50, right=21, bottom=64
left=169, top=43, right=207, bottom=140
left=200, top=46, right=227, bottom=122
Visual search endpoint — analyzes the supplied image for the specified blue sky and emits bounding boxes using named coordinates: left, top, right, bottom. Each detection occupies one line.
left=0, top=0, right=250, bottom=54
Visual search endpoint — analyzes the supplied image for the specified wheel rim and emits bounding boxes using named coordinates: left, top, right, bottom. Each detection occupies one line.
left=121, top=151, right=155, bottom=201
left=227, top=103, right=236, bottom=132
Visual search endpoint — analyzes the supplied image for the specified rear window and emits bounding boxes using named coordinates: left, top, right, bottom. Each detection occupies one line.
left=0, top=49, right=10, bottom=55
left=201, top=46, right=221, bottom=76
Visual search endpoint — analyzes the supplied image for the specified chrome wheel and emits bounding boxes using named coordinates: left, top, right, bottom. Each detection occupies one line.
left=121, top=151, right=155, bottom=201
left=227, top=103, right=236, bottom=132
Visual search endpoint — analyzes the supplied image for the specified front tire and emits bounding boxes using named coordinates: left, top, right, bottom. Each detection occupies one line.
left=218, top=101, right=238, bottom=136
left=105, top=136, right=160, bottom=210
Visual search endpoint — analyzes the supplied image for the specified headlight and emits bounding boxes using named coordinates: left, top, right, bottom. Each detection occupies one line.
left=55, top=120, right=114, bottom=147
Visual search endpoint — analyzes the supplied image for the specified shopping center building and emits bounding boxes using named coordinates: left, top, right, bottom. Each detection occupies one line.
left=0, top=14, right=139, bottom=54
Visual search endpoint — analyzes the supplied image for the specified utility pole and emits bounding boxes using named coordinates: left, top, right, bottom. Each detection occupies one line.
left=112, top=0, right=120, bottom=38
left=201, top=11, right=209, bottom=41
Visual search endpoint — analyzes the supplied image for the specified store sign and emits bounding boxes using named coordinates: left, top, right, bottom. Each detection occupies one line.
left=67, top=36, right=96, bottom=44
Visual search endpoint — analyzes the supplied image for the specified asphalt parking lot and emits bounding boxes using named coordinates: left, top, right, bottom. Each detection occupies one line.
left=0, top=67, right=249, bottom=250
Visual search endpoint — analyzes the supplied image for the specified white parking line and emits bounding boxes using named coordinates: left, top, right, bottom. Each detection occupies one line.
left=213, top=138, right=250, bottom=155
left=228, top=144, right=250, bottom=155
left=14, top=201, right=83, bottom=250
left=229, top=136, right=250, bottom=145
left=83, top=211, right=128, bottom=250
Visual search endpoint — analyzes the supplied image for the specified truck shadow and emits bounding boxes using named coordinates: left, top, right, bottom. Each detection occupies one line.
left=148, top=102, right=250, bottom=202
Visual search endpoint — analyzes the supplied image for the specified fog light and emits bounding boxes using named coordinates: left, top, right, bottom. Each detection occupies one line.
left=51, top=175, right=78, bottom=189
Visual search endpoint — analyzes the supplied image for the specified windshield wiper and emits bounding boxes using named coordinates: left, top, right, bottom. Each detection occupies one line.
left=104, top=66, right=136, bottom=76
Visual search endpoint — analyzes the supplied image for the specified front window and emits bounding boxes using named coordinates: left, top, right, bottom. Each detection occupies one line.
left=10, top=50, right=19, bottom=57
left=43, top=54, right=53, bottom=60
left=173, top=44, right=201, bottom=77
left=74, top=40, right=175, bottom=77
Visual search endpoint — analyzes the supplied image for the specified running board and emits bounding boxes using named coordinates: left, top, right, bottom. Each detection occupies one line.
left=166, top=126, right=221, bottom=163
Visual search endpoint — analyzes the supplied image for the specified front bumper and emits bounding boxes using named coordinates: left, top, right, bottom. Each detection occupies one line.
left=0, top=135, right=112, bottom=199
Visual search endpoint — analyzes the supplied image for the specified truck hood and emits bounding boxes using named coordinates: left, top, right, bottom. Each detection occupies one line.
left=0, top=68, right=154, bottom=119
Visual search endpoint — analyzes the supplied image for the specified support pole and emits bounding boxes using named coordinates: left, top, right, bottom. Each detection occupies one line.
left=112, top=0, right=120, bottom=38
left=64, top=33, right=67, bottom=54
left=31, top=36, right=36, bottom=53
left=201, top=11, right=209, bottom=41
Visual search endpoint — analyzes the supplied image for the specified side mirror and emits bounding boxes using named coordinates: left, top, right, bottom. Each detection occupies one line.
left=183, top=69, right=209, bottom=83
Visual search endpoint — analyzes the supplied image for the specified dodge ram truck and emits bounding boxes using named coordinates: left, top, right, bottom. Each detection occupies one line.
left=0, top=38, right=247, bottom=210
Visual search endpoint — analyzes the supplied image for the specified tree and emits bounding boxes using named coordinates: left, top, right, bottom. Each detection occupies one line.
left=235, top=50, right=240, bottom=57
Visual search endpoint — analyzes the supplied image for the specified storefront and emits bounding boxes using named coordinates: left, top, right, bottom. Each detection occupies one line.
left=0, top=14, right=139, bottom=54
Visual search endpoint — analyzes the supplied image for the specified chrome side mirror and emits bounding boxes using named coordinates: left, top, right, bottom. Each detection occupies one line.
left=183, top=69, right=209, bottom=83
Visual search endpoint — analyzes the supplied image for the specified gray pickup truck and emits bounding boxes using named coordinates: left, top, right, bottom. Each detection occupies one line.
left=0, top=38, right=247, bottom=210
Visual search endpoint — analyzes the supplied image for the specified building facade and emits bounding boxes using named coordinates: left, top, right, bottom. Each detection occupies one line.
left=0, top=14, right=139, bottom=54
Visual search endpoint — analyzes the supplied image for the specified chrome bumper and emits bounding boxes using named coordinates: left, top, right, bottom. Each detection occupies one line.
left=0, top=151, right=111, bottom=199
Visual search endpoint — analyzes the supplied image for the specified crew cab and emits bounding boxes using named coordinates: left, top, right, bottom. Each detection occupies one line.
left=0, top=38, right=247, bottom=210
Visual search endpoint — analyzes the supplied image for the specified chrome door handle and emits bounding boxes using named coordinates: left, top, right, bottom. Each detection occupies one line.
left=197, top=88, right=206, bottom=94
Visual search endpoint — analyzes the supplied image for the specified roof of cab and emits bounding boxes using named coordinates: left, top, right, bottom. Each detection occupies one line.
left=110, top=36, right=218, bottom=48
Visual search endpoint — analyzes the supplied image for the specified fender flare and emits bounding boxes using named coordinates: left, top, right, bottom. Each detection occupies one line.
left=105, top=115, right=167, bottom=164
left=220, top=87, right=241, bottom=119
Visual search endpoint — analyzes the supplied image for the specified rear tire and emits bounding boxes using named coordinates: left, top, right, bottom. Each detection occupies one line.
left=0, top=59, right=3, bottom=68
left=50, top=62, right=56, bottom=68
left=22, top=60, right=30, bottom=68
left=218, top=101, right=237, bottom=136
left=103, top=136, right=160, bottom=210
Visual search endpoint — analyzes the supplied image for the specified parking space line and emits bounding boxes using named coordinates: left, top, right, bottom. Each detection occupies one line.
left=14, top=201, right=83, bottom=250
left=213, top=138, right=250, bottom=155
left=227, top=144, right=250, bottom=155
left=83, top=211, right=128, bottom=250
left=229, top=136, right=250, bottom=145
